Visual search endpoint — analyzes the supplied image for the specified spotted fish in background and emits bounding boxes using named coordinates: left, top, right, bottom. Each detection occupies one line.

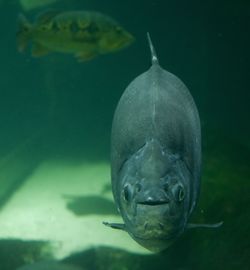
left=17, top=10, right=134, bottom=61
left=104, top=34, right=222, bottom=252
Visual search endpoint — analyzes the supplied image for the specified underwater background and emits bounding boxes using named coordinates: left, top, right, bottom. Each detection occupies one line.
left=0, top=0, right=249, bottom=269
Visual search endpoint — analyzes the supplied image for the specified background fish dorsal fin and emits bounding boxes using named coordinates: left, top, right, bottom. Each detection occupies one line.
left=36, top=10, right=60, bottom=24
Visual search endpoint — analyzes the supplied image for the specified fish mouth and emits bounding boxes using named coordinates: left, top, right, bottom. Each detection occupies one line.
left=112, top=33, right=134, bottom=50
left=137, top=200, right=169, bottom=206
left=112, top=41, right=131, bottom=50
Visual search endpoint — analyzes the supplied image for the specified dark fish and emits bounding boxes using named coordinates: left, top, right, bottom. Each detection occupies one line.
left=104, top=33, right=222, bottom=252
left=17, top=10, right=134, bottom=61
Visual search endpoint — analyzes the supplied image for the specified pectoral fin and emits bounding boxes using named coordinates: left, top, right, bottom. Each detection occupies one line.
left=103, top=221, right=126, bottom=231
left=187, top=221, right=223, bottom=229
left=32, top=43, right=51, bottom=57
left=75, top=51, right=97, bottom=62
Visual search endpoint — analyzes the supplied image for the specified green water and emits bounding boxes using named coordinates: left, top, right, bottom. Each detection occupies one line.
left=0, top=0, right=249, bottom=269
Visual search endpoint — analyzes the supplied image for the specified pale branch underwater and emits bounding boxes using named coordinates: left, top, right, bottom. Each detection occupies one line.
left=16, top=10, right=134, bottom=61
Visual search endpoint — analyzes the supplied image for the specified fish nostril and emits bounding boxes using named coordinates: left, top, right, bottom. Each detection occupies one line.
left=163, top=183, right=169, bottom=193
left=135, top=183, right=142, bottom=193
left=164, top=195, right=170, bottom=203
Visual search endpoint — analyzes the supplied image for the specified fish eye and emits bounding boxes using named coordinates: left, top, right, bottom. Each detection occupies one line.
left=177, top=185, right=185, bottom=202
left=173, top=185, right=185, bottom=202
left=123, top=184, right=132, bottom=202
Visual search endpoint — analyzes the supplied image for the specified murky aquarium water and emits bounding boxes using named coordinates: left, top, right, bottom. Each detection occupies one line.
left=0, top=0, right=249, bottom=269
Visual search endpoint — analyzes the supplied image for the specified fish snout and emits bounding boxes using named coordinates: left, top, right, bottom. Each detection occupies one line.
left=135, top=185, right=170, bottom=206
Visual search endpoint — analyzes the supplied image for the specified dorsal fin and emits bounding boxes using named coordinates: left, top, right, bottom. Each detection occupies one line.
left=36, top=10, right=60, bottom=24
left=147, top=32, right=159, bottom=65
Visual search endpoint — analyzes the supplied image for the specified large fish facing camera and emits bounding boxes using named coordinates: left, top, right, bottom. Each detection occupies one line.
left=104, top=33, right=222, bottom=252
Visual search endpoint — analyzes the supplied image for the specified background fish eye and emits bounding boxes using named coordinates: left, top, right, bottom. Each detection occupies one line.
left=23, top=26, right=29, bottom=32
left=115, top=26, right=122, bottom=33
left=40, top=26, right=47, bottom=31
left=39, top=25, right=50, bottom=31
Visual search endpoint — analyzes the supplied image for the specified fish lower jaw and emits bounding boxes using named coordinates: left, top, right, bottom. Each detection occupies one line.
left=130, top=228, right=175, bottom=241
left=130, top=232, right=176, bottom=252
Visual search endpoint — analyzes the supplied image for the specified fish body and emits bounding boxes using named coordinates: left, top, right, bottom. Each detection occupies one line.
left=17, top=11, right=134, bottom=61
left=108, top=34, right=201, bottom=252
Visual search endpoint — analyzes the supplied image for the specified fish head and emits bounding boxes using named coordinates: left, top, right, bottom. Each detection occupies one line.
left=99, top=23, right=134, bottom=53
left=117, top=138, right=191, bottom=251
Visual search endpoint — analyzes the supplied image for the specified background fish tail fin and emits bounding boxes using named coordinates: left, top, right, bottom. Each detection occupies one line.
left=17, top=13, right=32, bottom=52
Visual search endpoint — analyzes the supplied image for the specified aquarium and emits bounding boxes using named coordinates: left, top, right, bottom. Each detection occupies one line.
left=0, top=1, right=249, bottom=270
